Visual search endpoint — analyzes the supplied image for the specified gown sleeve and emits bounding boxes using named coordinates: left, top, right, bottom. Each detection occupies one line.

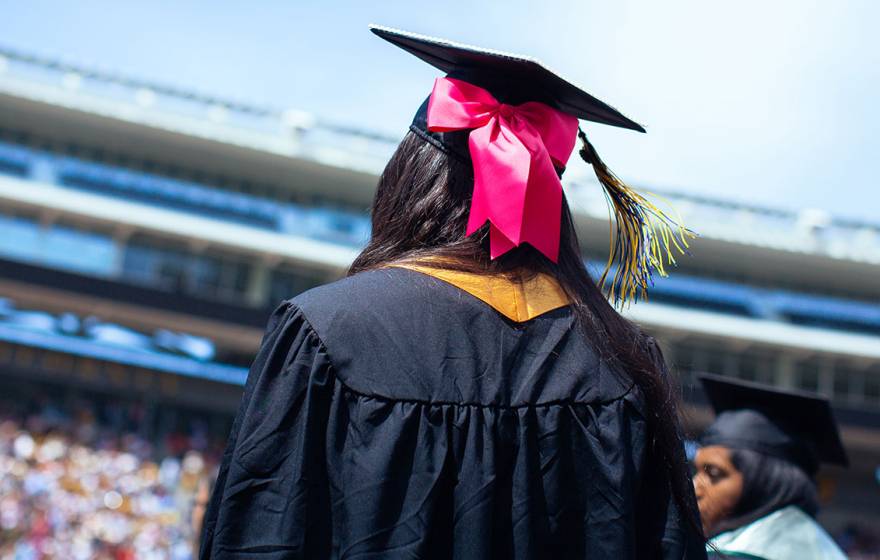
left=198, top=301, right=334, bottom=559
left=635, top=337, right=708, bottom=559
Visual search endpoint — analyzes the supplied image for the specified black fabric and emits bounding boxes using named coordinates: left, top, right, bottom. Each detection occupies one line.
left=200, top=268, right=706, bottom=559
left=370, top=25, right=646, bottom=132
left=698, top=374, right=848, bottom=470
left=409, top=97, right=470, bottom=163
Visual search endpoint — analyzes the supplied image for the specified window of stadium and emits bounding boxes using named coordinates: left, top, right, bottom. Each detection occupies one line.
left=864, top=368, right=880, bottom=406
left=833, top=362, right=866, bottom=406
left=121, top=235, right=253, bottom=302
left=267, top=265, right=329, bottom=307
left=795, top=359, right=823, bottom=393
left=0, top=210, right=118, bottom=277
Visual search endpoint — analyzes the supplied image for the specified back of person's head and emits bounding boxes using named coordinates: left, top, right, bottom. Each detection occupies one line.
left=350, top=129, right=703, bottom=539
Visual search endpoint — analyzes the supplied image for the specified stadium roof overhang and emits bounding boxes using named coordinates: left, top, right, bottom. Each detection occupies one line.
left=0, top=88, right=380, bottom=210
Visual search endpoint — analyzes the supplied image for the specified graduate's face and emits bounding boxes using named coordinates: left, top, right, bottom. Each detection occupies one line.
left=692, top=445, right=744, bottom=535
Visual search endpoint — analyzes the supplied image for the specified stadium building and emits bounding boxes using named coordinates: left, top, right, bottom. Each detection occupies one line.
left=0, top=46, right=878, bottom=535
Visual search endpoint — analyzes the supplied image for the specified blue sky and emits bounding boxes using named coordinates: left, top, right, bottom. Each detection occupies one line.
left=3, top=0, right=878, bottom=221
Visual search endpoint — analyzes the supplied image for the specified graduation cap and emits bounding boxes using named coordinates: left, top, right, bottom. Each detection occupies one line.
left=370, top=25, right=644, bottom=132
left=370, top=25, right=694, bottom=305
left=698, top=374, right=849, bottom=475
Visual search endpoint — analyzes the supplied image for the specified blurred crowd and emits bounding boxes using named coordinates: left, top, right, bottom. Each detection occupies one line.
left=1, top=390, right=878, bottom=559
left=0, top=395, right=222, bottom=560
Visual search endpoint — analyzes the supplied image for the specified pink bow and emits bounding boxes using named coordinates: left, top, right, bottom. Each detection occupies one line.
left=427, top=77, right=579, bottom=262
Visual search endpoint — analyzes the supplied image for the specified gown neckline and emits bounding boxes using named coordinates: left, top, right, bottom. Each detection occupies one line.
left=390, top=263, right=571, bottom=322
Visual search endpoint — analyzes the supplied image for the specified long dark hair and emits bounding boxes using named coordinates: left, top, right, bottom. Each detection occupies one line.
left=711, top=449, right=819, bottom=536
left=350, top=130, right=702, bottom=537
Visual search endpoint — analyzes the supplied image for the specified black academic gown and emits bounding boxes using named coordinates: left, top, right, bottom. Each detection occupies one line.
left=199, top=267, right=706, bottom=559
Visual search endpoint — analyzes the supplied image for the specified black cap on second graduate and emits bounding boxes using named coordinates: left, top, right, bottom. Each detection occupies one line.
left=369, top=25, right=646, bottom=133
left=699, top=374, right=848, bottom=475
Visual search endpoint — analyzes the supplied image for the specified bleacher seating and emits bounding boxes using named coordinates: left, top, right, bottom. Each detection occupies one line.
left=0, top=140, right=371, bottom=246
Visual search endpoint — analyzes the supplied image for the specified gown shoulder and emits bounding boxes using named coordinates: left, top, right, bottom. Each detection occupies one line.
left=291, top=267, right=636, bottom=407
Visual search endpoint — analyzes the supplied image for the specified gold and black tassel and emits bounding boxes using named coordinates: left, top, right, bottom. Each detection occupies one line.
left=578, top=127, right=695, bottom=306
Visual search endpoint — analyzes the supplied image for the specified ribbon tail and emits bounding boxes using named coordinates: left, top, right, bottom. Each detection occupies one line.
left=518, top=144, right=563, bottom=263
left=467, top=119, right=530, bottom=244
left=488, top=224, right=517, bottom=259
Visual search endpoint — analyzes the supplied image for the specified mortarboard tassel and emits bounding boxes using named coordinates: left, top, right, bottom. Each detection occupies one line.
left=578, top=128, right=696, bottom=306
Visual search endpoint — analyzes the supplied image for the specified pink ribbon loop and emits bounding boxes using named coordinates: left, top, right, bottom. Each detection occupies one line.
left=426, top=77, right=579, bottom=262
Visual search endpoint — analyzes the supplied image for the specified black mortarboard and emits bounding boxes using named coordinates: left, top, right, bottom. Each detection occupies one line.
left=699, top=374, right=849, bottom=475
left=369, top=25, right=645, bottom=133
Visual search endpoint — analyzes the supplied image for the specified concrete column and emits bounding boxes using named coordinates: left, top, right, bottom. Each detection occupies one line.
left=111, top=225, right=135, bottom=277
left=245, top=260, right=271, bottom=307
left=777, top=353, right=796, bottom=389
left=819, top=357, right=834, bottom=398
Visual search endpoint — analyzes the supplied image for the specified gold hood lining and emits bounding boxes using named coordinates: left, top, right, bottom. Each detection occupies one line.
left=391, top=263, right=571, bottom=322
